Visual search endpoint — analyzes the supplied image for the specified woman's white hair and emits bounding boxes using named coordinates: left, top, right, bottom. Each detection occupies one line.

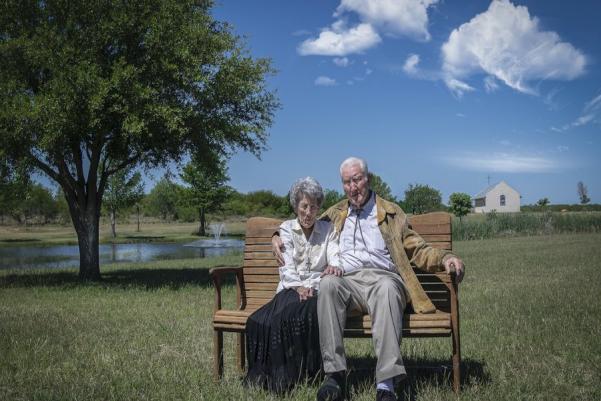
left=289, top=177, right=324, bottom=211
left=339, top=157, right=368, bottom=176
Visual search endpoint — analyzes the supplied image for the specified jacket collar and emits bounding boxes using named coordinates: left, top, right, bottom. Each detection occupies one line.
left=332, top=192, right=397, bottom=224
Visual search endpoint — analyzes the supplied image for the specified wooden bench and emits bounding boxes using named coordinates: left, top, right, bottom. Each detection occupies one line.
left=210, top=212, right=461, bottom=392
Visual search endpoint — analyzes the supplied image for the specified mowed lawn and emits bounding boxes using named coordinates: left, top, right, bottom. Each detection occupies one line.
left=1, top=234, right=600, bottom=401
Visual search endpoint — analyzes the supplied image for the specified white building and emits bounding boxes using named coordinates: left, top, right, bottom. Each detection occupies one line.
left=473, top=181, right=520, bottom=213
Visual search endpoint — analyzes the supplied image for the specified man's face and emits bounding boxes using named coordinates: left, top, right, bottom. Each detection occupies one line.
left=341, top=163, right=370, bottom=208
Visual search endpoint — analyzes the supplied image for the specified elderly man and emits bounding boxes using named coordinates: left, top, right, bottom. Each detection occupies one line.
left=272, top=157, right=465, bottom=401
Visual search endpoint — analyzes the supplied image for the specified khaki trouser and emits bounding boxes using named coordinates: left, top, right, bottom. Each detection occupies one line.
left=318, top=268, right=408, bottom=383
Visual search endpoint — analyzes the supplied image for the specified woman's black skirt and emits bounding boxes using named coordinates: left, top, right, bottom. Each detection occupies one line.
left=244, top=288, right=321, bottom=393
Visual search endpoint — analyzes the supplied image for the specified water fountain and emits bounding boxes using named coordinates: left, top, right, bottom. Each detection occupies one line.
left=209, top=222, right=225, bottom=245
left=184, top=222, right=243, bottom=251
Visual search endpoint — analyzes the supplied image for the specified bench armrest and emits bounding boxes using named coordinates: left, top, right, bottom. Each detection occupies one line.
left=209, top=266, right=245, bottom=311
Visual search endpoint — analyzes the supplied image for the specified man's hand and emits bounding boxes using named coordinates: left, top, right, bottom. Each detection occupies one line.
left=296, top=286, right=314, bottom=301
left=443, top=256, right=465, bottom=283
left=320, top=265, right=343, bottom=277
left=271, top=234, right=285, bottom=266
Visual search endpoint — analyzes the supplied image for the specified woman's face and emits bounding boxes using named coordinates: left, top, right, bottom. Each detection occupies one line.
left=297, top=195, right=320, bottom=229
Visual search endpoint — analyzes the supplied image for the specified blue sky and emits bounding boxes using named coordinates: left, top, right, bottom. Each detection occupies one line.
left=207, top=0, right=600, bottom=204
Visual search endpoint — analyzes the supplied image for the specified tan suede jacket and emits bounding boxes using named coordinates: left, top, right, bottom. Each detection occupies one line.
left=320, top=195, right=454, bottom=314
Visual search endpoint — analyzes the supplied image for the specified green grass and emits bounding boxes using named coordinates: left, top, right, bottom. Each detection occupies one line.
left=1, top=234, right=600, bottom=401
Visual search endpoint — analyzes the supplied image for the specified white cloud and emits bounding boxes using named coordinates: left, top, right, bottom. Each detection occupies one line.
left=298, top=22, right=381, bottom=56
left=445, top=152, right=559, bottom=173
left=584, top=93, right=601, bottom=113
left=335, top=0, right=439, bottom=41
left=484, top=76, right=499, bottom=93
left=333, top=57, right=350, bottom=67
left=403, top=54, right=420, bottom=75
left=557, top=146, right=569, bottom=152
left=555, top=92, right=601, bottom=131
left=314, top=76, right=337, bottom=86
left=365, top=68, right=373, bottom=75
left=446, top=78, right=475, bottom=97
left=441, top=0, right=587, bottom=96
left=456, top=113, right=466, bottom=118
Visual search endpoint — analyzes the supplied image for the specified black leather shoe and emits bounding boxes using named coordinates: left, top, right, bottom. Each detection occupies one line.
left=376, top=389, right=397, bottom=401
left=317, top=371, right=345, bottom=401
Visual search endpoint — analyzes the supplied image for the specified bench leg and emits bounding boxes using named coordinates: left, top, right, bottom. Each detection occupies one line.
left=452, top=330, right=461, bottom=393
left=236, top=332, right=246, bottom=374
left=213, top=330, right=224, bottom=380
left=450, top=282, right=461, bottom=393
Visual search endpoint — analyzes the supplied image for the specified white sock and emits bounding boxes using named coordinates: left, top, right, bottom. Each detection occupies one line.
left=376, top=378, right=394, bottom=392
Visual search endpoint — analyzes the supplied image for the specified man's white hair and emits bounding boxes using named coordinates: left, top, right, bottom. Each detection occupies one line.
left=339, top=157, right=368, bottom=177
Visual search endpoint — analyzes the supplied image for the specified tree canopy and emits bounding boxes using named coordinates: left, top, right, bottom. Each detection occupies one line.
left=403, top=183, right=443, bottom=215
left=368, top=173, right=397, bottom=203
left=103, top=167, right=143, bottom=237
left=0, top=0, right=279, bottom=279
left=448, top=192, right=472, bottom=221
left=180, top=153, right=231, bottom=236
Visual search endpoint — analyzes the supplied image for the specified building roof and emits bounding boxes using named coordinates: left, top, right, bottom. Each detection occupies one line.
left=474, top=180, right=519, bottom=199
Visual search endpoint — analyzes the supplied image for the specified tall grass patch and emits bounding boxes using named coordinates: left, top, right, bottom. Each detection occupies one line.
left=453, top=211, right=601, bottom=240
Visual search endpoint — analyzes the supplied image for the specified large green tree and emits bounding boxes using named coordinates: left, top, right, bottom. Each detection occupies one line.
left=103, top=168, right=144, bottom=238
left=144, top=175, right=181, bottom=221
left=0, top=0, right=278, bottom=279
left=180, top=153, right=231, bottom=236
left=403, top=183, right=443, bottom=215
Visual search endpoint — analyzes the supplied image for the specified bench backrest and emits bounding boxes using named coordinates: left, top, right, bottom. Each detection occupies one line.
left=242, top=212, right=452, bottom=312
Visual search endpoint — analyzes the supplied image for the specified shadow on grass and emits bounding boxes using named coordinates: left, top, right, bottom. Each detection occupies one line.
left=0, top=267, right=238, bottom=290
left=347, top=355, right=490, bottom=399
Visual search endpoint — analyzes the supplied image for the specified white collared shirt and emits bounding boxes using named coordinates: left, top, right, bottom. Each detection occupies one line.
left=277, top=219, right=340, bottom=292
left=339, top=192, right=397, bottom=274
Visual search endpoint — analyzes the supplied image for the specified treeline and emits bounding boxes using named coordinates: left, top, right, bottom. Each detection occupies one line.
left=2, top=174, right=599, bottom=227
left=0, top=173, right=449, bottom=225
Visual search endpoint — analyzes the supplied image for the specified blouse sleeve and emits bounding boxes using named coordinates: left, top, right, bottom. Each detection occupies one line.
left=278, top=221, right=304, bottom=289
left=325, top=223, right=341, bottom=269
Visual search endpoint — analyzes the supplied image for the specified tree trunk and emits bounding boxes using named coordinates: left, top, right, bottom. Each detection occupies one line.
left=110, top=209, right=116, bottom=238
left=72, top=207, right=101, bottom=281
left=199, top=207, right=206, bottom=236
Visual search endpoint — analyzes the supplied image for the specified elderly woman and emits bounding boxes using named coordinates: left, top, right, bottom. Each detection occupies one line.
left=244, top=177, right=341, bottom=393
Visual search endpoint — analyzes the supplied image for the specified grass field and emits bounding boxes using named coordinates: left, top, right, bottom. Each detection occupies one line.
left=1, top=233, right=600, bottom=401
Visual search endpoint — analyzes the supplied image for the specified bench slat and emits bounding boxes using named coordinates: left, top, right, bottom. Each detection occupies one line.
left=243, top=274, right=280, bottom=283
left=244, top=259, right=279, bottom=267
left=245, top=244, right=274, bottom=252
left=244, top=252, right=277, bottom=260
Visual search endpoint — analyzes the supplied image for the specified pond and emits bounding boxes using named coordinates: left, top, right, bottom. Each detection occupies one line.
left=0, top=238, right=244, bottom=270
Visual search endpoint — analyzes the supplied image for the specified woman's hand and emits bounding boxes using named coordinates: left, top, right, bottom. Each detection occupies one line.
left=320, top=265, right=343, bottom=277
left=295, top=286, right=314, bottom=301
